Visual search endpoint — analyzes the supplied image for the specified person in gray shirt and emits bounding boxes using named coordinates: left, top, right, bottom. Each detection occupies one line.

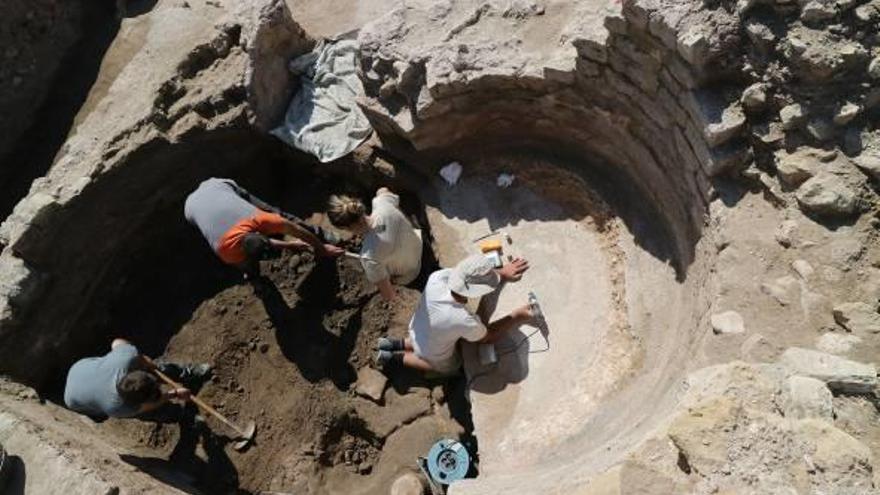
left=64, top=338, right=210, bottom=419
left=184, top=178, right=343, bottom=275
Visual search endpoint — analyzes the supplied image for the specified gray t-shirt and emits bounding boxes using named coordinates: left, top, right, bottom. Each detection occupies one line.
left=64, top=343, right=142, bottom=418
left=184, top=178, right=258, bottom=251
left=408, top=269, right=487, bottom=372
left=361, top=192, right=422, bottom=285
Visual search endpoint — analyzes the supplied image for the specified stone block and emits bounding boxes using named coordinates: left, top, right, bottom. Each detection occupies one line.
left=780, top=347, right=877, bottom=393
left=355, top=367, right=388, bottom=402
left=774, top=148, right=820, bottom=187
left=782, top=375, right=833, bottom=419
left=833, top=302, right=880, bottom=334
left=711, top=310, right=745, bottom=334
left=780, top=103, right=807, bottom=130
left=795, top=171, right=859, bottom=218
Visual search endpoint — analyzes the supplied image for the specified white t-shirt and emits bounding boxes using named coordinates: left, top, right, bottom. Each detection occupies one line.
left=361, top=192, right=423, bottom=285
left=408, top=269, right=488, bottom=372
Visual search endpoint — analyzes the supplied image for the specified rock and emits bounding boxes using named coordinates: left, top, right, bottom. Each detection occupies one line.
left=677, top=28, right=710, bottom=67
left=853, top=153, right=880, bottom=180
left=744, top=19, right=776, bottom=52
left=833, top=302, right=880, bottom=333
left=816, top=332, right=861, bottom=354
left=869, top=57, right=880, bottom=79
left=782, top=376, right=833, bottom=419
left=854, top=0, right=880, bottom=21
left=780, top=347, right=877, bottom=393
left=780, top=103, right=806, bottom=130
left=741, top=83, right=767, bottom=111
left=782, top=26, right=869, bottom=83
left=355, top=367, right=388, bottom=402
left=829, top=237, right=864, bottom=267
left=805, top=117, right=835, bottom=142
left=795, top=420, right=873, bottom=478
left=774, top=148, right=820, bottom=187
left=761, top=276, right=799, bottom=306
left=390, top=472, right=425, bottom=495
left=705, top=103, right=747, bottom=147
left=795, top=172, right=859, bottom=217
left=792, top=259, right=814, bottom=280
left=667, top=398, right=739, bottom=473
left=740, top=333, right=780, bottom=362
left=431, top=386, right=445, bottom=404
left=710, top=310, right=745, bottom=334
left=752, top=121, right=785, bottom=145
left=775, top=220, right=798, bottom=247
left=833, top=102, right=861, bottom=126
left=259, top=342, right=269, bottom=353
left=800, top=0, right=836, bottom=22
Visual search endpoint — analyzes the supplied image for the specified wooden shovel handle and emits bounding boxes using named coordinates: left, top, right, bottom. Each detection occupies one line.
left=144, top=357, right=248, bottom=438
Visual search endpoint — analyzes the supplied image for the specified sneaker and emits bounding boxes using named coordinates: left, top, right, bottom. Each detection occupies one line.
left=377, top=337, right=404, bottom=352
left=179, top=363, right=213, bottom=387
left=375, top=350, right=393, bottom=367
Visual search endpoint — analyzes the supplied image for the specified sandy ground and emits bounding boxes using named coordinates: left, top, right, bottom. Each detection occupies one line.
left=426, top=156, right=649, bottom=476
left=288, top=0, right=400, bottom=38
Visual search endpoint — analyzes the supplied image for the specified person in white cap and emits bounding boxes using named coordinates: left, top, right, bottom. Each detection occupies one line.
left=375, top=254, right=532, bottom=373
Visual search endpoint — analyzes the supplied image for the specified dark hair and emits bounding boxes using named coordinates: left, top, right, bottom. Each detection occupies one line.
left=117, top=370, right=161, bottom=406
left=327, top=195, right=366, bottom=228
left=242, top=233, right=271, bottom=260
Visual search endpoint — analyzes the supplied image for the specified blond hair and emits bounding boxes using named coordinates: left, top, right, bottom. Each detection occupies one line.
left=327, top=194, right=366, bottom=228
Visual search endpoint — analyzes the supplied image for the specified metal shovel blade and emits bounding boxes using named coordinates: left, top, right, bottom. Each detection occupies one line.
left=232, top=421, right=257, bottom=451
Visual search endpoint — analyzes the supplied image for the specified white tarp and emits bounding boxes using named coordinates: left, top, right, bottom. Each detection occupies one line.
left=271, top=39, right=372, bottom=163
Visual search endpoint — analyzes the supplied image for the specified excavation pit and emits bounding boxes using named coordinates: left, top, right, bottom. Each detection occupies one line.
left=11, top=128, right=713, bottom=495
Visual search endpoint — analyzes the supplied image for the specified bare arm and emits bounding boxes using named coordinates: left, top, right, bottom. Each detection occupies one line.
left=269, top=238, right=309, bottom=251
left=137, top=388, right=191, bottom=414
left=376, top=278, right=397, bottom=301
left=477, top=305, right=532, bottom=344
left=282, top=220, right=344, bottom=257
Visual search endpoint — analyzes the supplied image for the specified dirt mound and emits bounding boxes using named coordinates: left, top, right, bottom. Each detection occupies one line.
left=98, top=247, right=466, bottom=494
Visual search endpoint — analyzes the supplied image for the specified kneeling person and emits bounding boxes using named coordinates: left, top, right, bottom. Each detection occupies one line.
left=185, top=178, right=343, bottom=274
left=64, top=338, right=209, bottom=419
left=377, top=254, right=532, bottom=374
left=327, top=188, right=423, bottom=301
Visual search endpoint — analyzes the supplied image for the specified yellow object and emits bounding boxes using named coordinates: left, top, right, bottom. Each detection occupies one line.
left=480, top=239, right=503, bottom=253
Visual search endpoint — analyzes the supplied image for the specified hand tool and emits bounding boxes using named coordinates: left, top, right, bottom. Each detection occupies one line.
left=145, top=357, right=256, bottom=450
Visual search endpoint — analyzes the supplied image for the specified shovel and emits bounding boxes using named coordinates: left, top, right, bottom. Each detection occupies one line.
left=146, top=358, right=257, bottom=450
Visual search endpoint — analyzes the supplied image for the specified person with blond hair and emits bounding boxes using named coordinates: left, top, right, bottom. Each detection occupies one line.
left=327, top=187, right=423, bottom=300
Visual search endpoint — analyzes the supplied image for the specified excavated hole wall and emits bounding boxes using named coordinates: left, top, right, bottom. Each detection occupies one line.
left=0, top=129, right=308, bottom=390
left=359, top=12, right=727, bottom=493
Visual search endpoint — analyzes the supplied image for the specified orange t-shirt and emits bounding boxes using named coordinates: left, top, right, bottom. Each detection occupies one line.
left=216, top=211, right=288, bottom=265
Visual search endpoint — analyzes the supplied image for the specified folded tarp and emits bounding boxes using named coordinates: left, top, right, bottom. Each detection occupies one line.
left=271, top=39, right=372, bottom=163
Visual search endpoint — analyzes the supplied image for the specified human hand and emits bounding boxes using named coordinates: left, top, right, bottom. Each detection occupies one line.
left=168, top=388, right=191, bottom=402
left=497, top=257, right=529, bottom=281
left=318, top=244, right=345, bottom=258
left=510, top=303, right=534, bottom=321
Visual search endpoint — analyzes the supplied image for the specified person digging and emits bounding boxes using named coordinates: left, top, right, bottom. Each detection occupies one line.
left=326, top=187, right=424, bottom=301
left=185, top=177, right=344, bottom=278
left=64, top=338, right=211, bottom=421
left=375, top=254, right=533, bottom=374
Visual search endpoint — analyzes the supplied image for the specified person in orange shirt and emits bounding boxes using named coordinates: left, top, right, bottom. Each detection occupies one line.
left=185, top=178, right=343, bottom=274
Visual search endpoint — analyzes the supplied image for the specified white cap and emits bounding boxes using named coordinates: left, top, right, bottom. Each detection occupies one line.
left=448, top=254, right=500, bottom=298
